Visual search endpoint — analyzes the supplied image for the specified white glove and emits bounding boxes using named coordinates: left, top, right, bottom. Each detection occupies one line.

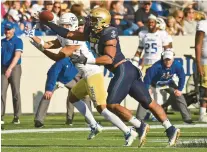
left=56, top=82, right=65, bottom=88
left=24, top=27, right=35, bottom=38
left=30, top=40, right=44, bottom=52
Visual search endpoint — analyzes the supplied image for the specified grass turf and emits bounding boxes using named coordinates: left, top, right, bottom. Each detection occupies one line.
left=1, top=110, right=207, bottom=152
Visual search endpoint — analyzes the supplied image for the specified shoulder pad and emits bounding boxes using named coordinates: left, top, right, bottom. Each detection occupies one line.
left=139, top=30, right=148, bottom=38
left=102, top=26, right=117, bottom=36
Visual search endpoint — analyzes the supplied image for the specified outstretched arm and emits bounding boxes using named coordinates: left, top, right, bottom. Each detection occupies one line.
left=43, top=21, right=86, bottom=41
left=31, top=36, right=61, bottom=49
left=43, top=45, right=80, bottom=61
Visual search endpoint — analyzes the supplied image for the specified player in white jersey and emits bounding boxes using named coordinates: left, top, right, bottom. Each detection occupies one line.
left=132, top=15, right=172, bottom=120
left=30, top=13, right=138, bottom=146
left=195, top=19, right=207, bottom=122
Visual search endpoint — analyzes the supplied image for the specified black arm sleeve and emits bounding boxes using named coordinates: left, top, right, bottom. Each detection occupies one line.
left=44, top=21, right=69, bottom=38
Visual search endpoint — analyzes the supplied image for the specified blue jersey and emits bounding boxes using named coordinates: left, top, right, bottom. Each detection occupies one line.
left=45, top=58, right=78, bottom=91
left=84, top=26, right=125, bottom=70
left=144, top=60, right=185, bottom=91
left=1, top=35, right=23, bottom=66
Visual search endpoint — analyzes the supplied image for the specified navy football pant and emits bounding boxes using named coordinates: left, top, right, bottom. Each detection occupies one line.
left=107, top=61, right=152, bottom=109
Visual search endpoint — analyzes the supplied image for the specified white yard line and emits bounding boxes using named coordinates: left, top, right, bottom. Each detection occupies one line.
left=1, top=124, right=207, bottom=134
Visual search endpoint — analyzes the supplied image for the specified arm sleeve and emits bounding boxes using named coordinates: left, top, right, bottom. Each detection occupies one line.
left=176, top=64, right=186, bottom=91
left=144, top=65, right=157, bottom=89
left=138, top=32, right=144, bottom=50
left=15, top=38, right=23, bottom=52
left=45, top=62, right=63, bottom=92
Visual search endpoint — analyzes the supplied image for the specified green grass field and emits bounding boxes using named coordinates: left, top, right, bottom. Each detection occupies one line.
left=1, top=110, right=207, bottom=152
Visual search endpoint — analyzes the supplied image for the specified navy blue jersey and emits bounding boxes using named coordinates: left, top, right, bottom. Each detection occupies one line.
left=84, top=26, right=125, bottom=70
left=144, top=60, right=186, bottom=91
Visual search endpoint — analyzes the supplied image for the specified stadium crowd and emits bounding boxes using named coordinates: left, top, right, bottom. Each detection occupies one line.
left=1, top=0, right=207, bottom=36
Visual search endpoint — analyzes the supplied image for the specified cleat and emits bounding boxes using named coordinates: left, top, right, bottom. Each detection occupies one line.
left=124, top=129, right=138, bottom=146
left=166, top=126, right=180, bottom=146
left=34, top=120, right=44, bottom=128
left=65, top=119, right=73, bottom=126
left=136, top=122, right=150, bottom=147
left=1, top=118, right=4, bottom=125
left=12, top=116, right=20, bottom=124
left=87, top=123, right=103, bottom=140
left=199, top=115, right=207, bottom=123
left=183, top=119, right=194, bottom=125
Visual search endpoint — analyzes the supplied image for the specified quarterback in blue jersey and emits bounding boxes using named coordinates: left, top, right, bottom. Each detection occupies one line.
left=40, top=7, right=180, bottom=147
left=144, top=50, right=192, bottom=123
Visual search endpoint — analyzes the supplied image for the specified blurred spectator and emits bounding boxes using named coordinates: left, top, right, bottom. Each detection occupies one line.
left=124, top=0, right=140, bottom=23
left=71, top=0, right=90, bottom=14
left=173, top=9, right=184, bottom=35
left=31, top=0, right=44, bottom=15
left=12, top=1, right=21, bottom=11
left=197, top=0, right=207, bottom=14
left=110, top=1, right=138, bottom=35
left=71, top=4, right=85, bottom=16
left=183, top=7, right=197, bottom=35
left=52, top=2, right=62, bottom=21
left=21, top=0, right=32, bottom=14
left=166, top=16, right=179, bottom=35
left=60, top=1, right=71, bottom=15
left=90, top=0, right=112, bottom=10
left=1, top=2, right=7, bottom=19
left=135, top=0, right=158, bottom=31
left=43, top=1, right=53, bottom=12
left=1, top=9, right=23, bottom=36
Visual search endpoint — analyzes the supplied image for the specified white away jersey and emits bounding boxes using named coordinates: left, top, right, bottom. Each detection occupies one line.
left=57, top=35, right=102, bottom=77
left=197, top=20, right=207, bottom=65
left=138, top=30, right=172, bottom=65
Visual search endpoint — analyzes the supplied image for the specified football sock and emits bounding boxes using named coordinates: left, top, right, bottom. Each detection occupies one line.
left=162, top=119, right=172, bottom=130
left=200, top=107, right=207, bottom=115
left=73, top=100, right=97, bottom=128
left=101, top=108, right=130, bottom=134
left=129, top=116, right=141, bottom=128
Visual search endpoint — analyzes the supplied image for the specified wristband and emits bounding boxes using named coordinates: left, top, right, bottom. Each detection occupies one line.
left=86, top=57, right=96, bottom=64
left=40, top=39, right=45, bottom=46
left=132, top=56, right=140, bottom=62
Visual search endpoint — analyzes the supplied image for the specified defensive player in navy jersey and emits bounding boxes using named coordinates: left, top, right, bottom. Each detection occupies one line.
left=40, top=8, right=180, bottom=146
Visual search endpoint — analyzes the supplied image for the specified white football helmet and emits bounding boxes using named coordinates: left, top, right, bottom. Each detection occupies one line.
left=59, top=13, right=78, bottom=31
left=156, top=17, right=166, bottom=30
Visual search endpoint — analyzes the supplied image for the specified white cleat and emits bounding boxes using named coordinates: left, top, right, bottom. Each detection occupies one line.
left=136, top=122, right=150, bottom=147
left=166, top=126, right=181, bottom=147
left=124, top=129, right=138, bottom=146
left=1, top=120, right=4, bottom=125
left=87, top=123, right=103, bottom=140
left=199, top=115, right=207, bottom=123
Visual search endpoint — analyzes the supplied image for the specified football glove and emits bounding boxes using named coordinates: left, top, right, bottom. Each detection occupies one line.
left=70, top=51, right=87, bottom=64
left=30, top=40, right=44, bottom=52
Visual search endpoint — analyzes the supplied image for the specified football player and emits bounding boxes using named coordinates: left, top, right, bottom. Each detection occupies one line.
left=134, top=15, right=173, bottom=121
left=40, top=8, right=180, bottom=147
left=30, top=12, right=138, bottom=146
left=195, top=19, right=207, bottom=122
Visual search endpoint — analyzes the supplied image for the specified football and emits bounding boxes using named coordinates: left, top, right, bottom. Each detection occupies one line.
left=39, top=10, right=54, bottom=22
